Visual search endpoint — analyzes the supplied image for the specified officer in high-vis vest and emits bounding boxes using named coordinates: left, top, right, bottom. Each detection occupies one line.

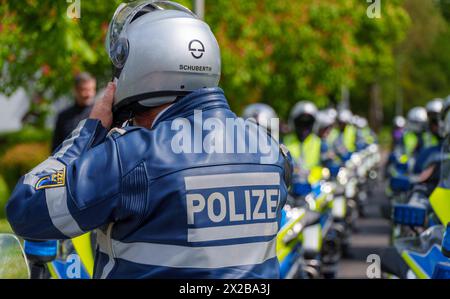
left=423, top=98, right=444, bottom=149
left=413, top=99, right=445, bottom=174
left=324, top=108, right=339, bottom=148
left=284, top=101, right=324, bottom=172
left=314, top=110, right=338, bottom=169
left=429, top=97, right=450, bottom=225
left=403, top=107, right=428, bottom=159
left=392, top=115, right=406, bottom=150
left=333, top=109, right=357, bottom=161
left=7, top=1, right=292, bottom=279
left=354, top=116, right=375, bottom=150
left=242, top=103, right=280, bottom=138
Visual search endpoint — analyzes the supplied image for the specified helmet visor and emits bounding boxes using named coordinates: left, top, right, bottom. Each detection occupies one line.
left=105, top=1, right=196, bottom=65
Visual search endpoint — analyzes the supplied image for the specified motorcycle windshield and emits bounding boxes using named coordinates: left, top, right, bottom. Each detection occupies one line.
left=394, top=225, right=445, bottom=254
left=0, top=234, right=29, bottom=279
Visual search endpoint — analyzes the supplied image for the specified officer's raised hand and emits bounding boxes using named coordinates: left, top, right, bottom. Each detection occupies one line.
left=89, top=82, right=116, bottom=129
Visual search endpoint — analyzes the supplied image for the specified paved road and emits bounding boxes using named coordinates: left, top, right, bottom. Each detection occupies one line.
left=337, top=179, right=391, bottom=279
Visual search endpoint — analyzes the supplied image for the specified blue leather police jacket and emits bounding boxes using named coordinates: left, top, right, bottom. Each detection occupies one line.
left=6, top=87, right=291, bottom=279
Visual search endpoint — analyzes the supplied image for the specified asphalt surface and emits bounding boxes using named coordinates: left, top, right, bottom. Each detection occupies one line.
left=336, top=179, right=391, bottom=279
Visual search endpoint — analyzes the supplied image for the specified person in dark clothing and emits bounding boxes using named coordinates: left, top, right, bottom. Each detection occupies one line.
left=51, top=72, right=96, bottom=151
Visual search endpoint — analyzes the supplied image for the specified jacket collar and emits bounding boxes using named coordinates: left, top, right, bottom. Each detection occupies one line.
left=154, top=87, right=231, bottom=126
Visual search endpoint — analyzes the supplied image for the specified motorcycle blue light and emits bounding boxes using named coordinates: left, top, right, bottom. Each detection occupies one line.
left=24, top=240, right=58, bottom=258
left=393, top=204, right=426, bottom=227
left=390, top=176, right=411, bottom=192
left=443, top=223, right=450, bottom=258
left=431, top=262, right=450, bottom=279
left=329, top=166, right=340, bottom=178
left=293, top=182, right=312, bottom=197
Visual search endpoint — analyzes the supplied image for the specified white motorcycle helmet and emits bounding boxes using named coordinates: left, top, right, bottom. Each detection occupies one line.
left=106, top=1, right=221, bottom=119
left=242, top=103, right=279, bottom=134
left=314, top=110, right=335, bottom=134
left=337, top=109, right=353, bottom=124
left=426, top=98, right=444, bottom=116
left=356, top=117, right=368, bottom=129
left=442, top=98, right=450, bottom=137
left=407, top=107, right=428, bottom=133
left=393, top=116, right=406, bottom=129
left=289, top=101, right=318, bottom=129
left=325, top=108, right=338, bottom=122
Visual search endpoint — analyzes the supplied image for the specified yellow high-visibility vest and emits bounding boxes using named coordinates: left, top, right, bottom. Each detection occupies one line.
left=422, top=131, right=439, bottom=149
left=343, top=125, right=357, bottom=153
left=284, top=133, right=321, bottom=170
left=403, top=131, right=418, bottom=156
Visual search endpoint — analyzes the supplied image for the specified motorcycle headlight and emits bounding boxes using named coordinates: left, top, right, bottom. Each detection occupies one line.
left=337, top=169, right=348, bottom=185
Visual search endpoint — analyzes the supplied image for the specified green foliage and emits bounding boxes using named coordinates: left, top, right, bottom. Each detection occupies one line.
left=0, top=0, right=125, bottom=99
left=206, top=0, right=363, bottom=118
left=0, top=142, right=50, bottom=191
left=0, top=219, right=12, bottom=233
left=0, top=127, right=51, bottom=217
left=394, top=0, right=450, bottom=114
left=0, top=176, right=9, bottom=219
left=0, top=0, right=448, bottom=127
left=0, top=127, right=52, bottom=155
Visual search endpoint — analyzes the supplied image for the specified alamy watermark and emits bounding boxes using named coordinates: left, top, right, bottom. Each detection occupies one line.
left=170, top=110, right=280, bottom=164
left=367, top=0, right=381, bottom=19
left=65, top=253, right=82, bottom=278
left=67, top=0, right=81, bottom=19
left=366, top=254, right=381, bottom=278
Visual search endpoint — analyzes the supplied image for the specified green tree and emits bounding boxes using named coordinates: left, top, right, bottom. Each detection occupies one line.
left=0, top=0, right=414, bottom=129
left=206, top=0, right=363, bottom=118
left=350, top=0, right=410, bottom=131
left=395, top=0, right=450, bottom=115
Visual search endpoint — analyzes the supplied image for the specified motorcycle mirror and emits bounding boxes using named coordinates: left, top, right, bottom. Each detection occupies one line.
left=442, top=223, right=450, bottom=258
left=0, top=234, right=30, bottom=279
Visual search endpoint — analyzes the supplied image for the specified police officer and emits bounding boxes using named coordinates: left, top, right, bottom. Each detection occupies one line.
left=354, top=116, right=375, bottom=150
left=284, top=101, right=325, bottom=172
left=403, top=107, right=428, bottom=159
left=423, top=98, right=444, bottom=148
left=333, top=109, right=357, bottom=161
left=314, top=110, right=338, bottom=169
left=413, top=99, right=445, bottom=175
left=392, top=116, right=406, bottom=149
left=242, top=103, right=279, bottom=137
left=6, top=1, right=291, bottom=279
left=408, top=99, right=450, bottom=205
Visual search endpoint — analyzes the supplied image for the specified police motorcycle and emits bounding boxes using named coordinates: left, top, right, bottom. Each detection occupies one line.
left=381, top=102, right=450, bottom=279
left=277, top=198, right=322, bottom=279
left=332, top=110, right=372, bottom=219
left=0, top=234, right=29, bottom=279
left=288, top=164, right=343, bottom=279
left=385, top=108, right=429, bottom=219
left=381, top=156, right=449, bottom=279
left=381, top=223, right=450, bottom=279
left=354, top=117, right=380, bottom=198
left=283, top=102, right=347, bottom=278
left=241, top=104, right=314, bottom=279
left=22, top=235, right=95, bottom=279
left=315, top=110, right=356, bottom=256
left=381, top=182, right=450, bottom=280
left=0, top=234, right=91, bottom=280
left=388, top=104, right=444, bottom=242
